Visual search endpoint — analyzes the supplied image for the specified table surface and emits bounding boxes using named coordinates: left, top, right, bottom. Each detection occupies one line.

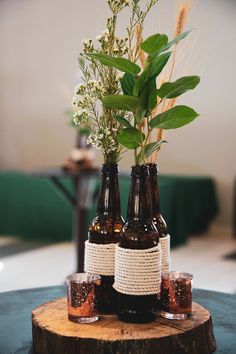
left=0, top=286, right=235, bottom=354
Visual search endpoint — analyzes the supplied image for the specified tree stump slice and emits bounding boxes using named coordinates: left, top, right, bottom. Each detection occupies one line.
left=32, top=297, right=216, bottom=354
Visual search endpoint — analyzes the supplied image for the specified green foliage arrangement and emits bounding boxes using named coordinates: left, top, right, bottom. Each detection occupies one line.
left=73, top=0, right=200, bottom=165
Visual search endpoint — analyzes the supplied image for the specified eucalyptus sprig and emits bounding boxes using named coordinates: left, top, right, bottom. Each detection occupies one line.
left=88, top=30, right=200, bottom=165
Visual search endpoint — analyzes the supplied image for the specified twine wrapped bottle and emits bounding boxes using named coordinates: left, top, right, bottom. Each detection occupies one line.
left=115, top=165, right=160, bottom=323
left=86, top=164, right=124, bottom=313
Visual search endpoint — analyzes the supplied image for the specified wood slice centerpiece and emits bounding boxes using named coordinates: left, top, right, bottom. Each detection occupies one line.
left=32, top=297, right=216, bottom=354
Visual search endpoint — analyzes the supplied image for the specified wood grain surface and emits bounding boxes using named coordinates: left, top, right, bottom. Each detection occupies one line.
left=32, top=297, right=216, bottom=354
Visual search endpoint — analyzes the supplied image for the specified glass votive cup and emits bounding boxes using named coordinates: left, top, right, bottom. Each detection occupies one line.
left=160, top=271, right=193, bottom=320
left=66, top=273, right=101, bottom=324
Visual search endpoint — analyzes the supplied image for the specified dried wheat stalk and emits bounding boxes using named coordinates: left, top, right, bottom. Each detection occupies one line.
left=151, top=0, right=191, bottom=162
left=135, top=24, right=147, bottom=68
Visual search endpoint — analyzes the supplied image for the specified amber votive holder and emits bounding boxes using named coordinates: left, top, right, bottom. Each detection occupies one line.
left=160, top=271, right=193, bottom=320
left=66, top=273, right=101, bottom=324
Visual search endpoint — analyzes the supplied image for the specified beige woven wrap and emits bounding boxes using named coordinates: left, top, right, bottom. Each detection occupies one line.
left=113, top=244, right=162, bottom=296
left=84, top=240, right=116, bottom=276
left=160, top=234, right=171, bottom=273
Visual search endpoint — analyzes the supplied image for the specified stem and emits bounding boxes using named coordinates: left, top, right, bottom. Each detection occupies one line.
left=168, top=44, right=177, bottom=82
left=134, top=148, right=138, bottom=165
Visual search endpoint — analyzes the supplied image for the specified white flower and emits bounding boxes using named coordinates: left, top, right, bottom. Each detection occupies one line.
left=101, top=30, right=109, bottom=36
left=104, top=127, right=111, bottom=135
left=73, top=116, right=80, bottom=125
left=88, top=79, right=98, bottom=86
left=122, top=45, right=128, bottom=54
left=82, top=38, right=94, bottom=52
left=97, top=30, right=109, bottom=44
left=82, top=38, right=90, bottom=45
left=108, top=0, right=129, bottom=14
left=87, top=133, right=101, bottom=149
left=73, top=109, right=89, bottom=125
left=75, top=83, right=86, bottom=95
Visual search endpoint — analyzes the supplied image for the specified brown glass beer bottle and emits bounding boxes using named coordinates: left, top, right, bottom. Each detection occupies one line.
left=88, top=163, right=124, bottom=313
left=117, top=165, right=159, bottom=323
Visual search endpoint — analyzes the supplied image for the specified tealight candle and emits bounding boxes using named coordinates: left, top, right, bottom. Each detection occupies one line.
left=66, top=273, right=101, bottom=323
left=160, top=271, right=193, bottom=320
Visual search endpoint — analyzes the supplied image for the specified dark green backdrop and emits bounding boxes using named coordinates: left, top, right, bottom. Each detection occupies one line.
left=0, top=171, right=218, bottom=247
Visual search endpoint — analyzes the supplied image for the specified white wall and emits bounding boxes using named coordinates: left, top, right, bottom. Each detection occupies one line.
left=0, top=0, right=235, bottom=227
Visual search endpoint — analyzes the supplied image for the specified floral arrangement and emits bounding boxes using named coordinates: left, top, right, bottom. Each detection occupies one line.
left=72, top=0, right=200, bottom=166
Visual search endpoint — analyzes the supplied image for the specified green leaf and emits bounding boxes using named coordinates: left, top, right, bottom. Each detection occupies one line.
left=147, top=81, right=158, bottom=111
left=165, top=30, right=192, bottom=49
left=135, top=107, right=147, bottom=124
left=138, top=140, right=167, bottom=160
left=86, top=53, right=141, bottom=74
left=121, top=73, right=136, bottom=95
left=149, top=105, right=199, bottom=129
left=117, top=128, right=143, bottom=149
left=157, top=76, right=200, bottom=99
left=149, top=30, right=192, bottom=59
left=102, top=95, right=141, bottom=112
left=141, top=34, right=168, bottom=54
left=149, top=52, right=172, bottom=81
left=134, top=52, right=171, bottom=95
left=114, top=115, right=132, bottom=128
left=139, top=80, right=157, bottom=113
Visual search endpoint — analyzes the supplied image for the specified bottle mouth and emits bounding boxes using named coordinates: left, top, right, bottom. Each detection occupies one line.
left=101, top=163, right=119, bottom=174
left=131, top=165, right=149, bottom=177
left=146, top=163, right=159, bottom=174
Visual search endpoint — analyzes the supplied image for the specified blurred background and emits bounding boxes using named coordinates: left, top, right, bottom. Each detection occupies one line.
left=0, top=0, right=235, bottom=293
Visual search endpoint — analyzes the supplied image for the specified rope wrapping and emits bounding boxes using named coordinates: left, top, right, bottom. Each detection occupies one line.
left=84, top=240, right=116, bottom=276
left=160, top=234, right=171, bottom=273
left=113, top=244, right=162, bottom=296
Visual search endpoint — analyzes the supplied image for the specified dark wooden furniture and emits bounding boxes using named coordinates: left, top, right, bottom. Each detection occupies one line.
left=31, top=168, right=99, bottom=272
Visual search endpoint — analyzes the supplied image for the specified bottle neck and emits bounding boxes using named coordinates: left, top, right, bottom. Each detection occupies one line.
left=97, top=164, right=121, bottom=216
left=147, top=163, right=161, bottom=215
left=127, top=165, right=153, bottom=221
